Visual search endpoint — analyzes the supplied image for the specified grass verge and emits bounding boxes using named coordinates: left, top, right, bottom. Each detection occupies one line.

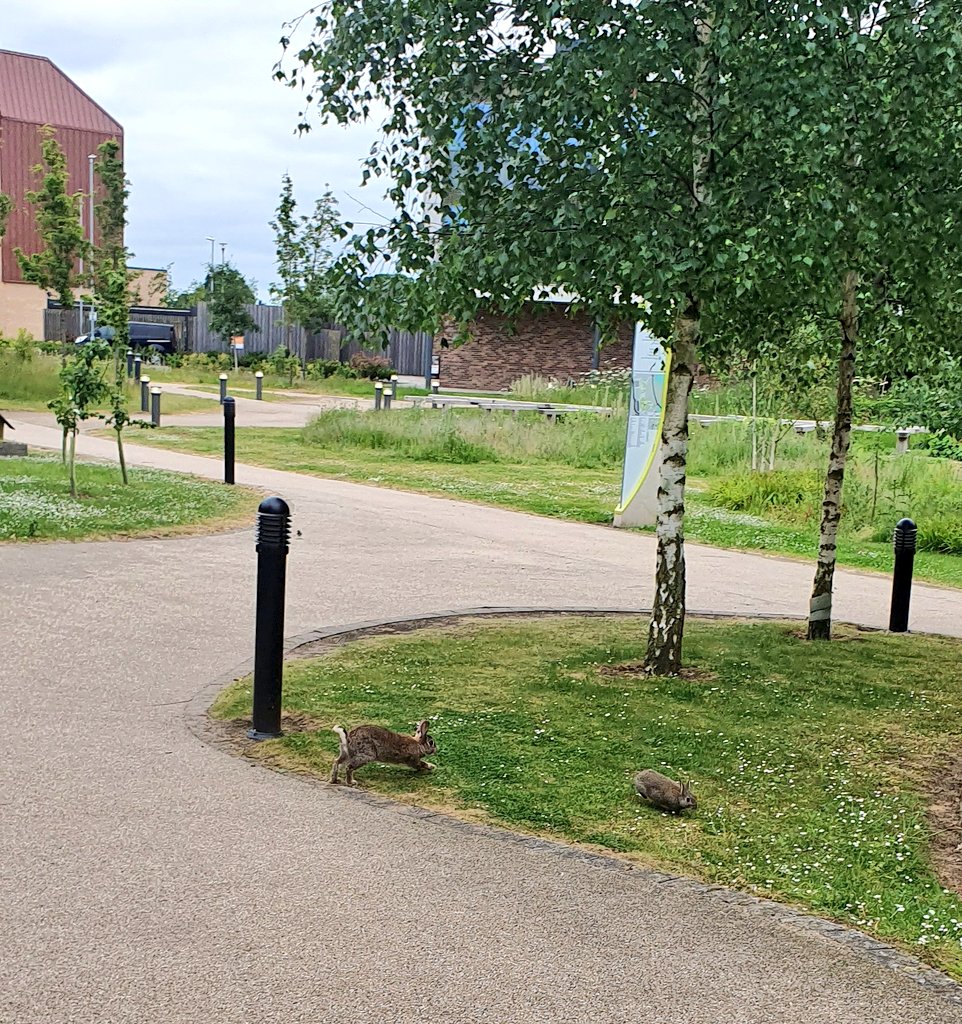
left=0, top=455, right=259, bottom=541
left=128, top=415, right=962, bottom=587
left=212, top=614, right=962, bottom=978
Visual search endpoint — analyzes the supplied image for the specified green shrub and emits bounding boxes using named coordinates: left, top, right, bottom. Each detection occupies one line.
left=349, top=352, right=393, bottom=380
left=307, top=358, right=341, bottom=379
left=918, top=432, right=962, bottom=462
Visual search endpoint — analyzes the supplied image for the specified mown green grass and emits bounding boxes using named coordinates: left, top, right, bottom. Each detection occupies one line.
left=0, top=455, right=258, bottom=541
left=129, top=409, right=962, bottom=587
left=213, top=615, right=962, bottom=977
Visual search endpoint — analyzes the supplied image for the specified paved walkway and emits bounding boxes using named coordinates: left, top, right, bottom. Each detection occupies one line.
left=4, top=416, right=962, bottom=1023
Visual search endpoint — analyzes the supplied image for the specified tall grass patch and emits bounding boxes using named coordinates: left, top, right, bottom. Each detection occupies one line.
left=301, top=408, right=626, bottom=470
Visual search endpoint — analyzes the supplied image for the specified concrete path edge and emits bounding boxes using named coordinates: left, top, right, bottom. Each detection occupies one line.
left=184, top=605, right=962, bottom=1007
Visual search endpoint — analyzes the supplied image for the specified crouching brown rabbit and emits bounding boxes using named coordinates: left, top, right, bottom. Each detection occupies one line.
left=330, top=719, right=437, bottom=786
left=633, top=769, right=697, bottom=813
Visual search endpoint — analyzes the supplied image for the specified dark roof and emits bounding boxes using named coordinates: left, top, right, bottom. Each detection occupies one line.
left=0, top=49, right=122, bottom=132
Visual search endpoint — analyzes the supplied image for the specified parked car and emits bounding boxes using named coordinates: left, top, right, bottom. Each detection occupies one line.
left=75, top=321, right=177, bottom=357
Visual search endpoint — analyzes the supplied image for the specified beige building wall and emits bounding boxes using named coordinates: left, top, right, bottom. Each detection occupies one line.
left=129, top=267, right=167, bottom=307
left=0, top=280, right=46, bottom=338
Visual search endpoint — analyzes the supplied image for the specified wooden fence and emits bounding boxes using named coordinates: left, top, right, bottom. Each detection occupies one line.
left=44, top=301, right=434, bottom=377
left=189, top=302, right=434, bottom=376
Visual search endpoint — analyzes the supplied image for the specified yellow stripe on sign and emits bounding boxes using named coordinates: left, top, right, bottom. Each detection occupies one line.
left=614, top=347, right=672, bottom=516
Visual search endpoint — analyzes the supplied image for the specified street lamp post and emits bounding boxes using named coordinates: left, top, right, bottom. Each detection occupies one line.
left=88, top=155, right=96, bottom=332
left=206, top=236, right=215, bottom=296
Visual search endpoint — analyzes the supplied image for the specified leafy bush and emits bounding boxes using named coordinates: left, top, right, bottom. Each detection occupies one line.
left=349, top=352, right=393, bottom=380
left=307, top=358, right=341, bottom=379
left=238, top=352, right=268, bottom=369
left=164, top=352, right=184, bottom=368
left=0, top=329, right=39, bottom=361
left=917, top=432, right=962, bottom=462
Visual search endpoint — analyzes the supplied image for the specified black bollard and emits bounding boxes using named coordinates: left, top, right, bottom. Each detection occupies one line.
left=133, top=355, right=142, bottom=382
left=889, top=518, right=917, bottom=633
left=140, top=375, right=151, bottom=413
left=219, top=373, right=228, bottom=404
left=255, top=371, right=263, bottom=401
left=223, top=396, right=236, bottom=485
left=249, top=496, right=291, bottom=740
left=374, top=381, right=383, bottom=411
left=150, top=387, right=161, bottom=427
left=126, top=350, right=134, bottom=376
left=383, top=386, right=393, bottom=411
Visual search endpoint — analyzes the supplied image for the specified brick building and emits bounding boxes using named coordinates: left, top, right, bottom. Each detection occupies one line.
left=435, top=299, right=633, bottom=391
left=0, top=49, right=123, bottom=338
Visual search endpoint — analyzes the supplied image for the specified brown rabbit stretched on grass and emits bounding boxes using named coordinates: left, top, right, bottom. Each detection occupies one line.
left=330, top=719, right=437, bottom=786
left=633, top=770, right=697, bottom=813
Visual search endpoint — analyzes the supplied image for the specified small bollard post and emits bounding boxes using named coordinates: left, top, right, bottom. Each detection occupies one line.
left=140, top=375, right=151, bottom=413
left=889, top=517, right=917, bottom=633
left=126, top=350, right=134, bottom=376
left=255, top=370, right=264, bottom=401
left=383, top=385, right=393, bottom=410
left=219, top=373, right=228, bottom=404
left=133, top=355, right=142, bottom=382
left=249, top=496, right=291, bottom=740
left=150, top=387, right=161, bottom=427
left=896, top=430, right=910, bottom=454
left=390, top=374, right=399, bottom=400
left=223, top=396, right=236, bottom=484
left=374, top=381, right=383, bottom=411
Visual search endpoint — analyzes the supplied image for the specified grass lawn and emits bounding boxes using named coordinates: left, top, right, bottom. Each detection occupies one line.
left=128, top=414, right=962, bottom=588
left=0, top=455, right=259, bottom=541
left=214, top=614, right=962, bottom=977
left=123, top=424, right=622, bottom=523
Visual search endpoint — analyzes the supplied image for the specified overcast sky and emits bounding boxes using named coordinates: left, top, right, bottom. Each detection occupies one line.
left=5, top=0, right=389, bottom=299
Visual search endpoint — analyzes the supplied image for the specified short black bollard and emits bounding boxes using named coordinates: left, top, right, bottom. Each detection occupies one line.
left=219, top=373, right=228, bottom=404
left=150, top=387, right=161, bottom=427
left=390, top=374, right=399, bottom=400
left=431, top=381, right=440, bottom=395
left=140, top=375, right=151, bottom=413
left=383, top=386, right=393, bottom=411
left=126, top=350, right=134, bottom=376
left=255, top=370, right=263, bottom=401
left=889, top=517, right=917, bottom=633
left=133, top=355, right=142, bottom=382
left=223, top=396, right=236, bottom=485
left=249, top=496, right=291, bottom=740
left=374, top=381, right=383, bottom=411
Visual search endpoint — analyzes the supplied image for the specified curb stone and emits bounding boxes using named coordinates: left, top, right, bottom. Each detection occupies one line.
left=184, top=605, right=962, bottom=1007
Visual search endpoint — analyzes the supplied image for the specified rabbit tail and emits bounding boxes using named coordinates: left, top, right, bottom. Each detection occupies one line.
left=332, top=726, right=349, bottom=760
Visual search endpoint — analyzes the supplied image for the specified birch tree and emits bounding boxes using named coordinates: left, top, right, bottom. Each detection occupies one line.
left=756, top=2, right=962, bottom=639
left=280, top=0, right=800, bottom=673
left=92, top=139, right=136, bottom=483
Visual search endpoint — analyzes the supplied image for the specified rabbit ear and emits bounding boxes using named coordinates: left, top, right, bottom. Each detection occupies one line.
left=415, top=719, right=429, bottom=739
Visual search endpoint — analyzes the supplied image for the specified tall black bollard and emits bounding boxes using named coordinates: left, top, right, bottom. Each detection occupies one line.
left=255, top=371, right=264, bottom=401
left=223, top=396, right=236, bottom=485
left=150, top=387, right=161, bottom=427
left=219, top=373, right=228, bottom=404
left=374, top=381, right=383, bottom=411
left=249, top=496, right=291, bottom=740
left=126, top=350, right=134, bottom=376
left=383, top=386, right=393, bottom=411
left=133, top=355, right=142, bottom=382
left=889, top=517, right=917, bottom=633
left=140, top=375, right=151, bottom=413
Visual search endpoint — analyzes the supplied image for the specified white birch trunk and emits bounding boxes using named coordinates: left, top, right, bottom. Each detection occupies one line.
left=643, top=3, right=714, bottom=674
left=807, top=270, right=858, bottom=640
left=645, top=323, right=697, bottom=674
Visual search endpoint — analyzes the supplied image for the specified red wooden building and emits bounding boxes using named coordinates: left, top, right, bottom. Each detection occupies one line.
left=0, top=49, right=123, bottom=337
